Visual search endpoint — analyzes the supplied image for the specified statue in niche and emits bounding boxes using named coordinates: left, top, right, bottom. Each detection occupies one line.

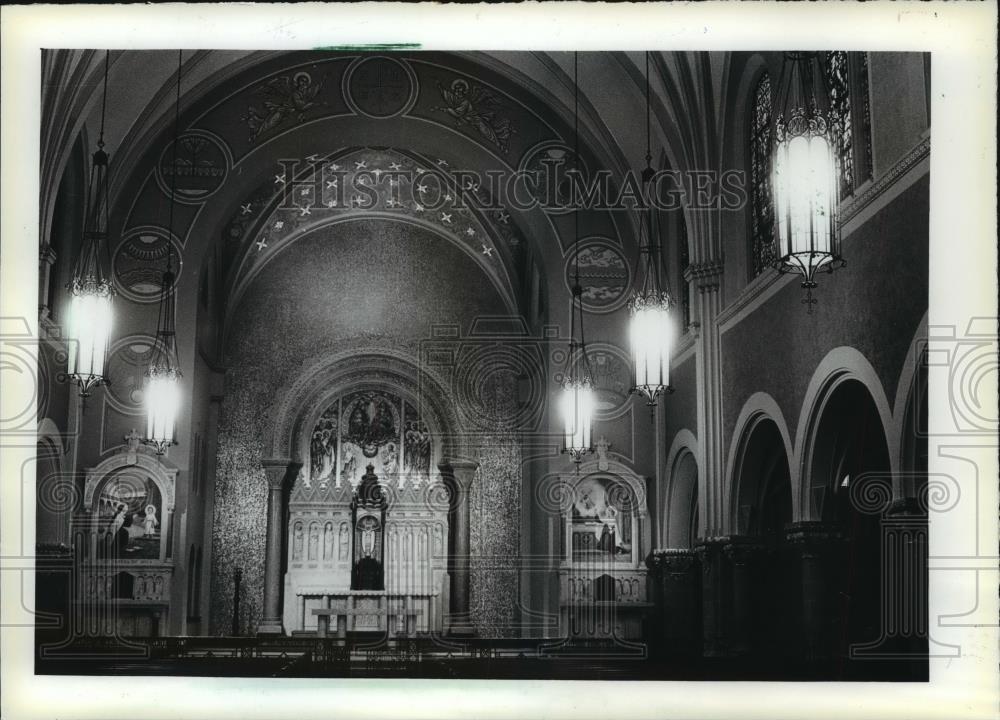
left=292, top=523, right=303, bottom=561
left=323, top=523, right=334, bottom=560
left=351, top=464, right=387, bottom=591
left=308, top=523, right=319, bottom=561
left=432, top=524, right=443, bottom=557
left=338, top=523, right=349, bottom=561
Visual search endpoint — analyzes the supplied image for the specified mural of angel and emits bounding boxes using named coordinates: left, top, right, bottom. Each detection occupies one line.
left=143, top=504, right=159, bottom=536
left=243, top=71, right=323, bottom=143
left=434, top=79, right=514, bottom=153
left=403, top=419, right=431, bottom=481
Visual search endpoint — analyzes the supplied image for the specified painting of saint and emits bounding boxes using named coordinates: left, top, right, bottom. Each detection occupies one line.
left=96, top=472, right=162, bottom=560
left=402, top=408, right=431, bottom=483
left=309, top=405, right=338, bottom=485
left=570, top=477, right=633, bottom=560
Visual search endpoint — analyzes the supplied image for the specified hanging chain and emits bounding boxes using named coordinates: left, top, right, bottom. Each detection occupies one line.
left=166, top=49, right=182, bottom=275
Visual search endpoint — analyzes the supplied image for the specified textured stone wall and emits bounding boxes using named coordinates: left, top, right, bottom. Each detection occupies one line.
left=468, top=372, right=523, bottom=637
left=210, top=219, right=517, bottom=634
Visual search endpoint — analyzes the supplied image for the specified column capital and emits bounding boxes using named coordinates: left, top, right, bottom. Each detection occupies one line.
left=721, top=536, right=770, bottom=565
left=683, top=257, right=725, bottom=294
left=785, top=521, right=845, bottom=557
left=438, top=458, right=478, bottom=488
left=649, top=548, right=699, bottom=574
left=261, top=457, right=298, bottom=490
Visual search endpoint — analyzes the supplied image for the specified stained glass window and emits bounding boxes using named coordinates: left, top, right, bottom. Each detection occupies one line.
left=824, top=51, right=873, bottom=198
left=824, top=51, right=855, bottom=198
left=749, top=72, right=775, bottom=278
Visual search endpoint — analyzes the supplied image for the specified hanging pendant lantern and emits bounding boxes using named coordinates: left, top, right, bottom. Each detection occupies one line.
left=144, top=50, right=184, bottom=455
left=561, top=52, right=594, bottom=463
left=772, top=51, right=845, bottom=309
left=562, top=285, right=595, bottom=463
left=628, top=51, right=674, bottom=407
left=628, top=213, right=674, bottom=406
left=66, top=51, right=115, bottom=397
left=146, top=270, right=181, bottom=455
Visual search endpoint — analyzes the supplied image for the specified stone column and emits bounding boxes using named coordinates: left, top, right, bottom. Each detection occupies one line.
left=786, top=522, right=845, bottom=662
left=648, top=549, right=701, bottom=657
left=39, top=245, right=57, bottom=319
left=723, top=537, right=768, bottom=656
left=685, top=259, right=725, bottom=536
left=694, top=538, right=730, bottom=657
left=440, top=458, right=477, bottom=636
left=258, top=458, right=295, bottom=635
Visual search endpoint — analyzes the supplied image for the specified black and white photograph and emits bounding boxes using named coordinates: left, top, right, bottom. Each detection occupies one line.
left=1, top=3, right=997, bottom=720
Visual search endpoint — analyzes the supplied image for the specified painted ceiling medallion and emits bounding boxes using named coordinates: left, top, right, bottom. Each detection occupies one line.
left=113, top=228, right=182, bottom=303
left=345, top=56, right=416, bottom=119
left=155, top=131, right=229, bottom=202
left=563, top=238, right=630, bottom=313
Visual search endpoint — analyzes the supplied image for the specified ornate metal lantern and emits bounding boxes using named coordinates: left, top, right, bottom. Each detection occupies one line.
left=561, top=52, right=594, bottom=463
left=772, top=52, right=845, bottom=309
left=628, top=51, right=674, bottom=406
left=145, top=51, right=184, bottom=455
left=66, top=51, right=115, bottom=396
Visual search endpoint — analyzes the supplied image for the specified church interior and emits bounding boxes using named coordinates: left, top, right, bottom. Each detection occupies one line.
left=33, top=48, right=930, bottom=680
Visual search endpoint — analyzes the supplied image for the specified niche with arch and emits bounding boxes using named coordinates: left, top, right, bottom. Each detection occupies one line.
left=808, top=378, right=891, bottom=656
left=557, top=466, right=650, bottom=641
left=665, top=450, right=699, bottom=549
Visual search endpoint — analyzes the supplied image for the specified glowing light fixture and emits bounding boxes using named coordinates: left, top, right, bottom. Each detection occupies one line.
left=145, top=51, right=184, bottom=455
left=561, top=52, right=594, bottom=463
left=628, top=51, right=674, bottom=407
left=772, top=52, right=845, bottom=310
left=66, top=51, right=115, bottom=397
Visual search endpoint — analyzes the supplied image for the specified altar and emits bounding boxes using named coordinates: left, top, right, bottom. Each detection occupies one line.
left=281, top=389, right=450, bottom=636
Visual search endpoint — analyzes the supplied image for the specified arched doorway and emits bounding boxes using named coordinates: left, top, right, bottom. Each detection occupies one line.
left=732, top=416, right=793, bottom=659
left=809, top=378, right=890, bottom=664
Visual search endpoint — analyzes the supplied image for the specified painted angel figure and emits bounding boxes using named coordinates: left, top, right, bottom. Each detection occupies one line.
left=143, top=504, right=159, bottom=536
left=244, top=71, right=323, bottom=142
left=435, top=79, right=514, bottom=153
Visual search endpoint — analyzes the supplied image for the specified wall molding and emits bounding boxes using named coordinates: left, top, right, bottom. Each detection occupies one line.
left=840, top=136, right=931, bottom=228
